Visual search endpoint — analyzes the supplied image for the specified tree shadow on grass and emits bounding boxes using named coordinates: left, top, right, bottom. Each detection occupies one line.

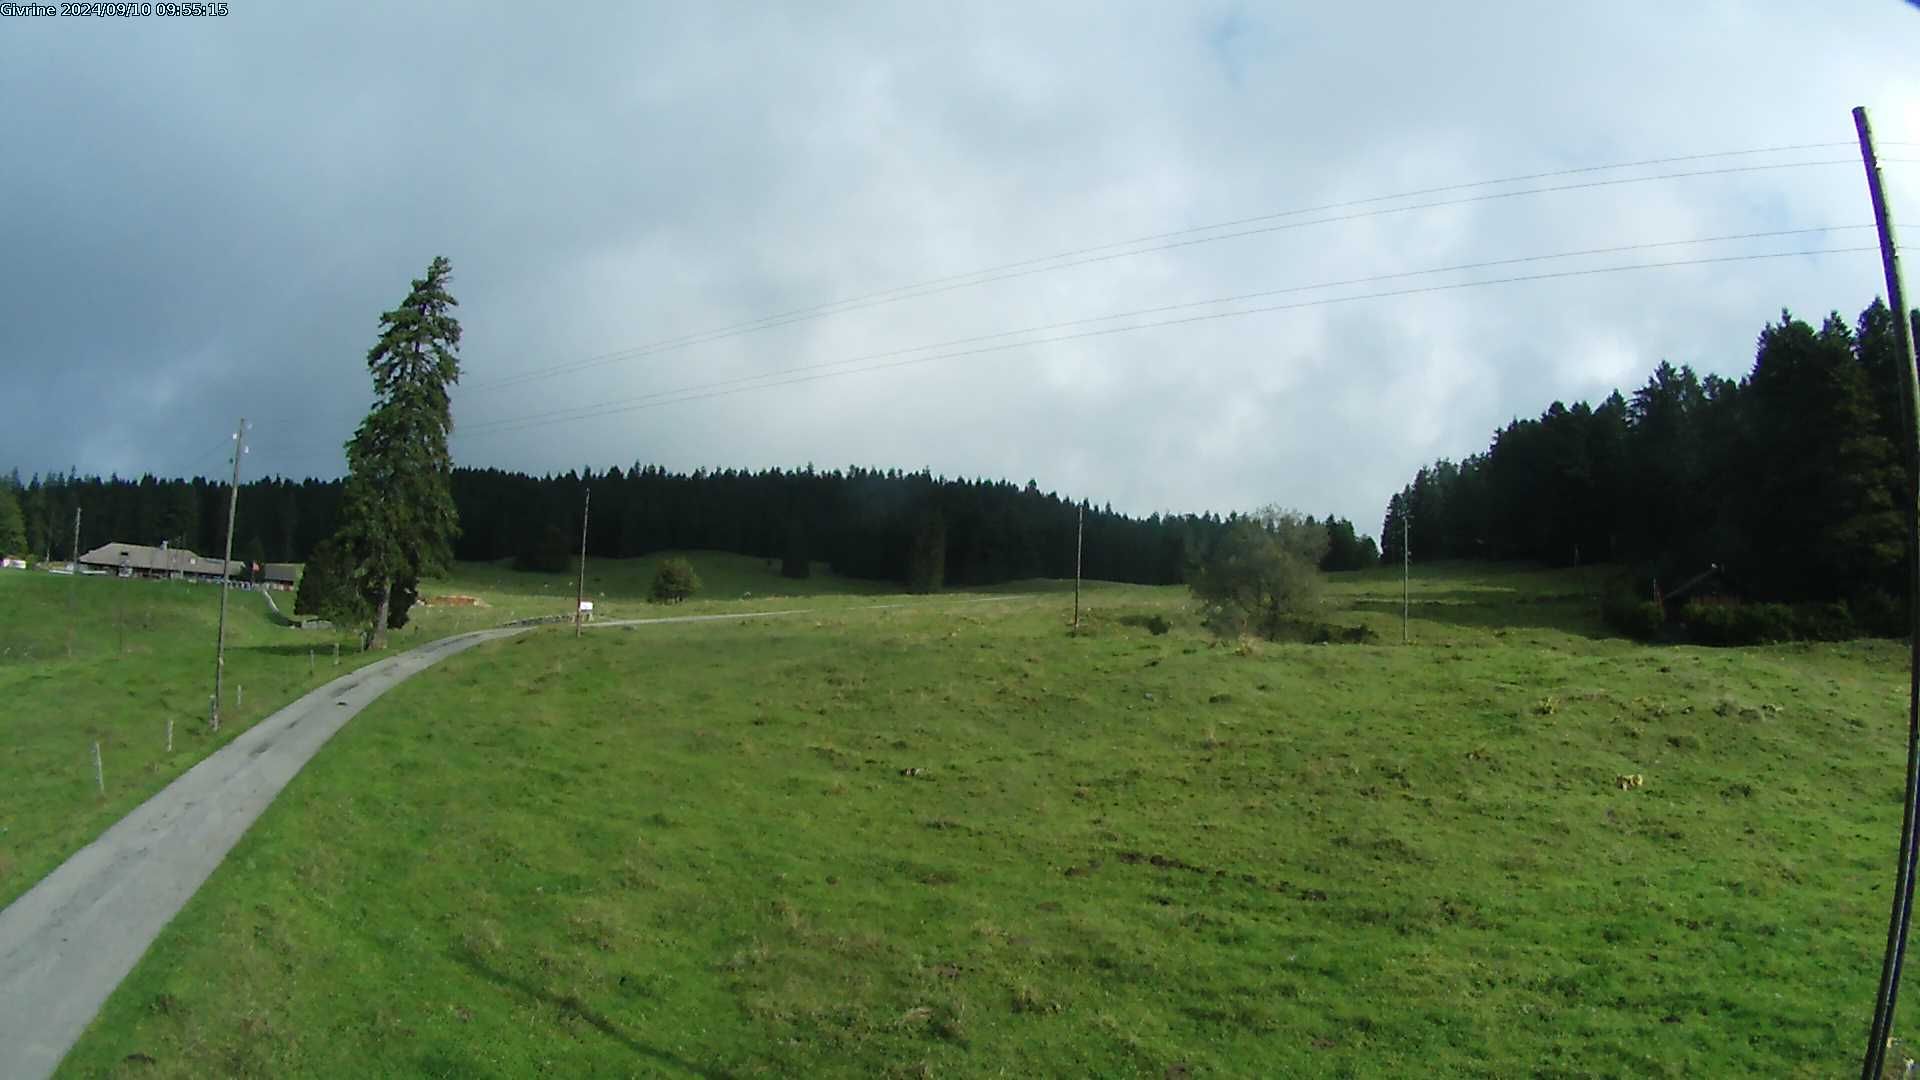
left=1337, top=587, right=1595, bottom=605
left=230, top=640, right=360, bottom=660
left=1345, top=596, right=1614, bottom=640
left=449, top=948, right=735, bottom=1079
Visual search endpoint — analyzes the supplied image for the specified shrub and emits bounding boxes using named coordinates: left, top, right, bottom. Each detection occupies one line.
left=1662, top=595, right=1869, bottom=646
left=1118, top=613, right=1172, bottom=635
left=1680, top=599, right=1796, bottom=645
left=293, top=537, right=368, bottom=625
left=1607, top=600, right=1666, bottom=641
left=651, top=557, right=701, bottom=603
left=1851, top=589, right=1905, bottom=637
left=1188, top=507, right=1328, bottom=641
left=1600, top=574, right=1665, bottom=641
left=1795, top=601, right=1856, bottom=642
left=1313, top=622, right=1380, bottom=645
left=1200, top=604, right=1251, bottom=640
left=1255, top=617, right=1378, bottom=644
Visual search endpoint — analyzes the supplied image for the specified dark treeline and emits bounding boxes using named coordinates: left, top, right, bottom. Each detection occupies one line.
left=6, top=473, right=343, bottom=572
left=1384, top=298, right=1918, bottom=612
left=5, top=464, right=1377, bottom=589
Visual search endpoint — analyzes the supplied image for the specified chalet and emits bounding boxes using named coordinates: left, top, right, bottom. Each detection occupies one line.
left=77, top=542, right=240, bottom=583
left=262, top=563, right=299, bottom=590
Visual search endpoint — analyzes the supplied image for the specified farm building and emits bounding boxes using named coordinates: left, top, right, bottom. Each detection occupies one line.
left=262, top=563, right=299, bottom=590
left=77, top=542, right=241, bottom=583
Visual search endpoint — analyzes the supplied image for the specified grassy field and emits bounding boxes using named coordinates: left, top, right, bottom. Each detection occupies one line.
left=0, top=569, right=385, bottom=911
left=51, top=562, right=1913, bottom=1077
left=0, top=553, right=892, bottom=912
left=430, top=552, right=902, bottom=623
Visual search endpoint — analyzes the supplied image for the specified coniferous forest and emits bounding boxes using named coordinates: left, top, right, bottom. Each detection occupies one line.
left=1384, top=298, right=1919, bottom=632
left=21, top=300, right=1911, bottom=606
left=0, top=464, right=1377, bottom=590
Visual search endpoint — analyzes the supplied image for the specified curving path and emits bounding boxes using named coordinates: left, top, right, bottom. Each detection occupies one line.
left=0, top=626, right=528, bottom=1078
left=0, top=597, right=1026, bottom=1078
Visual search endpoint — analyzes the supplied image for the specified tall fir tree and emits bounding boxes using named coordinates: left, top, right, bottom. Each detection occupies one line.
left=0, top=482, right=25, bottom=556
left=1380, top=492, right=1408, bottom=567
left=1382, top=299, right=1920, bottom=617
left=333, top=256, right=463, bottom=648
left=906, top=508, right=946, bottom=593
left=1742, top=311, right=1902, bottom=600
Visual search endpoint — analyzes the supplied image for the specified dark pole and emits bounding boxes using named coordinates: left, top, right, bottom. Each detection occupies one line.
left=1855, top=105, right=1920, bottom=1080
left=1073, top=505, right=1083, bottom=630
left=211, top=419, right=245, bottom=733
left=1402, top=510, right=1411, bottom=645
left=574, top=486, right=591, bottom=638
left=64, top=506, right=81, bottom=659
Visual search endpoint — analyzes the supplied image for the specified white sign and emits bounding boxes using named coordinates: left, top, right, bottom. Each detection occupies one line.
left=578, top=600, right=594, bottom=612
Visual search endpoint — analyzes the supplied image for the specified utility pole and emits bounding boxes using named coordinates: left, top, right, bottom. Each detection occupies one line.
left=210, top=419, right=246, bottom=733
left=1854, top=105, right=1920, bottom=1080
left=1073, top=505, right=1084, bottom=631
left=1402, top=511, right=1411, bottom=645
left=574, top=486, right=591, bottom=638
left=67, top=506, right=81, bottom=626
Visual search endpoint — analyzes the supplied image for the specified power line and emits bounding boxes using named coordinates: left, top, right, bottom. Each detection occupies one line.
left=459, top=224, right=1872, bottom=435
left=465, top=145, right=1863, bottom=394
left=156, top=437, right=240, bottom=482
left=458, top=244, right=1877, bottom=439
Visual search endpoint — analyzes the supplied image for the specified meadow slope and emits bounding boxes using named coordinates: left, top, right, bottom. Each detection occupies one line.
left=0, top=553, right=890, bottom=912
left=49, top=565, right=1915, bottom=1077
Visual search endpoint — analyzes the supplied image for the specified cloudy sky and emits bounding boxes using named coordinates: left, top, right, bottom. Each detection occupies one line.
left=3, top=2, right=1918, bottom=536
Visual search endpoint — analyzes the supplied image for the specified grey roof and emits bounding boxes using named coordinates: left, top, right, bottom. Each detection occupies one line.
left=78, top=543, right=239, bottom=578
left=263, top=563, right=299, bottom=583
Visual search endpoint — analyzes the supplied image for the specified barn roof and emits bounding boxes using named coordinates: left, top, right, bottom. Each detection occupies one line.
left=77, top=543, right=239, bottom=578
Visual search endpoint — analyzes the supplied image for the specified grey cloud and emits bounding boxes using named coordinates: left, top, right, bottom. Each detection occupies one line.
left=3, top=1, right=1918, bottom=538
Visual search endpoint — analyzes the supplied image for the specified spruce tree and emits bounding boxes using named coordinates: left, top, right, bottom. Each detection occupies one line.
left=906, top=509, right=946, bottom=593
left=1744, top=311, right=1903, bottom=599
left=333, top=256, right=463, bottom=648
left=782, top=516, right=811, bottom=579
left=294, top=537, right=369, bottom=625
left=0, top=483, right=24, bottom=557
left=1379, top=492, right=1408, bottom=567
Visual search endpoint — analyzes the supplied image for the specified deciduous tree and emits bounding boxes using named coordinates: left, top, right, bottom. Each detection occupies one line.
left=1189, top=506, right=1329, bottom=639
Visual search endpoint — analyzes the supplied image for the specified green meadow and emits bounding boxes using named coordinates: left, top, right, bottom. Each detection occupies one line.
left=0, top=568, right=380, bottom=911
left=0, top=553, right=891, bottom=912
left=38, top=562, right=1913, bottom=1077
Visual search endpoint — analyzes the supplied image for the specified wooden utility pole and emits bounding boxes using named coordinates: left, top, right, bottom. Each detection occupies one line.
left=1854, top=105, right=1920, bottom=1080
left=1402, top=511, right=1411, bottom=645
left=1073, top=505, right=1084, bottom=630
left=574, top=486, right=591, bottom=638
left=210, top=419, right=245, bottom=733
left=65, top=505, right=82, bottom=641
